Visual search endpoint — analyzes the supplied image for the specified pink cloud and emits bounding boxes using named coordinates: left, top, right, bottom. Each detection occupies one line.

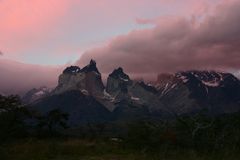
left=77, top=0, right=240, bottom=79
left=0, top=0, right=71, bottom=59
left=0, top=0, right=70, bottom=35
left=0, top=59, right=62, bottom=95
left=2, top=0, right=238, bottom=94
left=0, top=0, right=222, bottom=63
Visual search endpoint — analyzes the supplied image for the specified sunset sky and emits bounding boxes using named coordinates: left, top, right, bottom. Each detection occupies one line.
left=0, top=0, right=240, bottom=94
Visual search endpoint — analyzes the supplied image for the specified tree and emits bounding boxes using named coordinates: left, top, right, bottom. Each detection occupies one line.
left=0, top=95, right=31, bottom=140
left=175, top=113, right=214, bottom=150
left=37, top=109, right=69, bottom=134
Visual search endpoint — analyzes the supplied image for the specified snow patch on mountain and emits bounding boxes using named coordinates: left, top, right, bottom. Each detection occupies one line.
left=22, top=86, right=52, bottom=104
left=131, top=96, right=140, bottom=101
left=202, top=81, right=220, bottom=87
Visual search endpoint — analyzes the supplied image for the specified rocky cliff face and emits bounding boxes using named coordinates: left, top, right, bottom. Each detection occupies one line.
left=53, top=60, right=104, bottom=97
left=106, top=67, right=167, bottom=115
left=106, top=67, right=132, bottom=96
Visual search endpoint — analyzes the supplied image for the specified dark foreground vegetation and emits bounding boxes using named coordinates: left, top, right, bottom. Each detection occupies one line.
left=1, top=94, right=240, bottom=160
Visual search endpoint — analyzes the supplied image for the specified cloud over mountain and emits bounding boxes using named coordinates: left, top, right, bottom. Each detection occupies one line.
left=0, top=59, right=62, bottom=95
left=77, top=0, right=240, bottom=78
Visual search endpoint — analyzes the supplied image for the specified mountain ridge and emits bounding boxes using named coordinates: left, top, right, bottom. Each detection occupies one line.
left=24, top=60, right=240, bottom=126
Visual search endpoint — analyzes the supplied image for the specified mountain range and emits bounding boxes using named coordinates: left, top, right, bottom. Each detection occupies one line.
left=23, top=60, right=240, bottom=126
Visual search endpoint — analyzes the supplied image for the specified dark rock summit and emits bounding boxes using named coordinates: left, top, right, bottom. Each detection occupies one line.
left=63, top=66, right=81, bottom=74
left=81, top=59, right=100, bottom=74
left=106, top=67, right=132, bottom=95
left=109, top=67, right=130, bottom=80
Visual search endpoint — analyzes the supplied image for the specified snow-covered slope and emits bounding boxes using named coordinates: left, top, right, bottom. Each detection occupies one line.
left=22, top=86, right=52, bottom=104
left=154, top=71, right=240, bottom=115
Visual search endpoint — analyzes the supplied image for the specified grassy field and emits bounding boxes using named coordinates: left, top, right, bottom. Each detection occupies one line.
left=0, top=138, right=240, bottom=160
left=1, top=95, right=240, bottom=159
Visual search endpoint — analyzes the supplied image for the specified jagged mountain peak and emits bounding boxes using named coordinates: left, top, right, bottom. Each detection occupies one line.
left=106, top=67, right=132, bottom=95
left=81, top=59, right=100, bottom=74
left=154, top=70, right=240, bottom=101
left=52, top=59, right=104, bottom=96
left=109, top=67, right=130, bottom=81
left=90, top=59, right=96, bottom=65
left=62, top=60, right=100, bottom=75
left=175, top=70, right=238, bottom=87
left=63, top=66, right=81, bottom=74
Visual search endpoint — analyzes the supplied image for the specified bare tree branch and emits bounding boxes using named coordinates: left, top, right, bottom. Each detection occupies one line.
left=192, top=120, right=214, bottom=138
